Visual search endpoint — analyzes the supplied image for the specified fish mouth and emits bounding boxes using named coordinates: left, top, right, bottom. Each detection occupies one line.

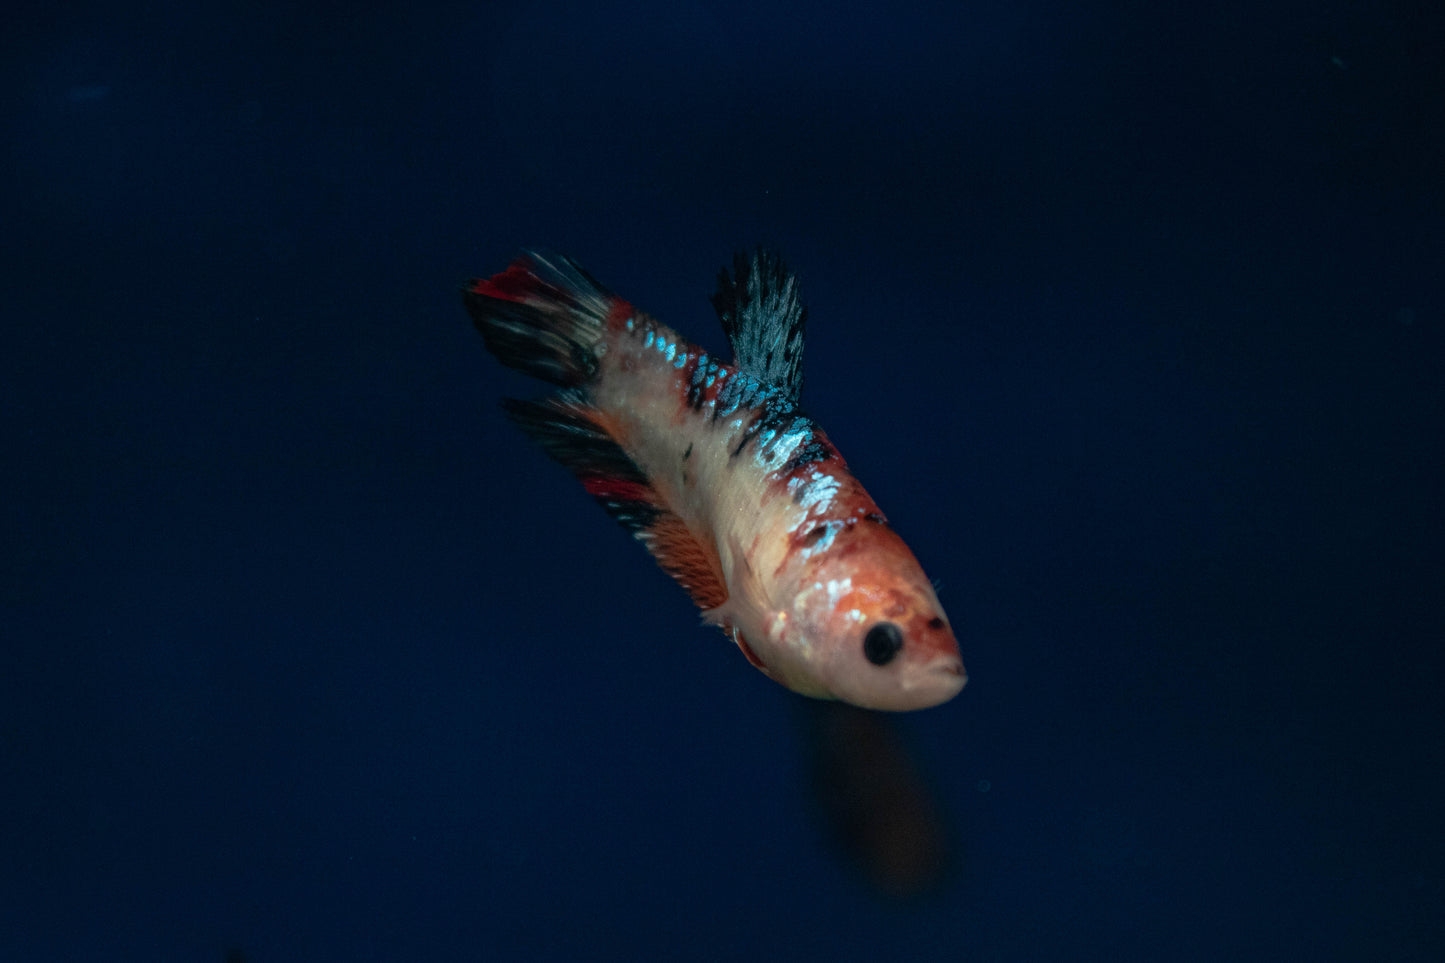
left=926, top=659, right=968, bottom=702
left=903, top=658, right=966, bottom=708
left=852, top=658, right=966, bottom=711
left=932, top=659, right=966, bottom=683
left=884, top=656, right=965, bottom=708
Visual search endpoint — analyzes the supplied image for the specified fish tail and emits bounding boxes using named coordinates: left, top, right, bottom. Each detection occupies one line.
left=463, top=253, right=623, bottom=387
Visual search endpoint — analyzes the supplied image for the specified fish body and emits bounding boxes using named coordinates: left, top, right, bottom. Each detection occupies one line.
left=465, top=251, right=964, bottom=711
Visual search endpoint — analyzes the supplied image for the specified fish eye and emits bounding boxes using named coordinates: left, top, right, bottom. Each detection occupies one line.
left=862, top=622, right=903, bottom=666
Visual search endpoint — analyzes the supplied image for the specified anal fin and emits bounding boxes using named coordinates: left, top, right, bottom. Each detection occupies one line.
left=503, top=392, right=728, bottom=610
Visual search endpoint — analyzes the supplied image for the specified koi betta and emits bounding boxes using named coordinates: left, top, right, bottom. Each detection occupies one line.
left=464, top=250, right=965, bottom=711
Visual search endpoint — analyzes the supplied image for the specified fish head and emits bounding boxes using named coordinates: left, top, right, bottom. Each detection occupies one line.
left=777, top=523, right=966, bottom=711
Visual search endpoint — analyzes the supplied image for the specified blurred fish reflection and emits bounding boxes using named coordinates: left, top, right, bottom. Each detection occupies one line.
left=799, top=699, right=955, bottom=899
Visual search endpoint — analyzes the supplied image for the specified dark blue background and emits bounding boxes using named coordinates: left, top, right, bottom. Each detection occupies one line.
left=3, top=1, right=1442, bottom=959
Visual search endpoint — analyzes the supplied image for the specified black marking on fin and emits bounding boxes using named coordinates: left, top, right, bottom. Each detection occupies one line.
left=500, top=393, right=659, bottom=533
left=464, top=253, right=614, bottom=388
left=500, top=392, right=728, bottom=608
left=501, top=392, right=639, bottom=483
left=710, top=249, right=807, bottom=404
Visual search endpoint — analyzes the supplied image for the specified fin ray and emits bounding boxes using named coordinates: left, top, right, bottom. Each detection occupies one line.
left=502, top=394, right=728, bottom=610
left=709, top=249, right=807, bottom=403
left=464, top=253, right=617, bottom=387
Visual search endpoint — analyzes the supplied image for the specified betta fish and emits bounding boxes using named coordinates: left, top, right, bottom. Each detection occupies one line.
left=464, top=250, right=965, bottom=710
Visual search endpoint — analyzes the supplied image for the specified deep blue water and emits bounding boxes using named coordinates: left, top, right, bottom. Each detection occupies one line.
left=3, top=1, right=1442, bottom=960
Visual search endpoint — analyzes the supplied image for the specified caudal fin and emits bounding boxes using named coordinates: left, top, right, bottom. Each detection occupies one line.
left=465, top=253, right=731, bottom=614
left=463, top=253, right=622, bottom=387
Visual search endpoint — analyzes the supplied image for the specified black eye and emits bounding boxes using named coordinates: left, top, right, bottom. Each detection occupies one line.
left=862, top=622, right=903, bottom=666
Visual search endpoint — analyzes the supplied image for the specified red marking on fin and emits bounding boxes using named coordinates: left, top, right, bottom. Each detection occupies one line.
left=502, top=396, right=728, bottom=612
left=467, top=258, right=541, bottom=302
left=580, top=476, right=656, bottom=505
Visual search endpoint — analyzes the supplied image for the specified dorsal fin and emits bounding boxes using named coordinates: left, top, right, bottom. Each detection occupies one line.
left=709, top=249, right=807, bottom=404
